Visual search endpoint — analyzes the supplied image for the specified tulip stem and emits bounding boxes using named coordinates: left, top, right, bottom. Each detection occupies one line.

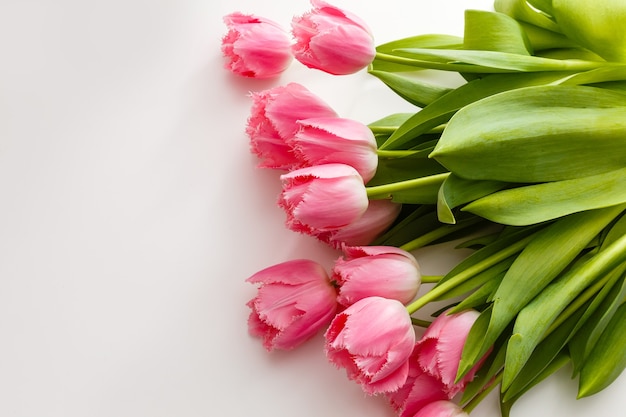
left=421, top=275, right=443, bottom=283
left=400, top=216, right=484, bottom=252
left=366, top=172, right=450, bottom=200
left=405, top=233, right=536, bottom=315
left=376, top=149, right=420, bottom=158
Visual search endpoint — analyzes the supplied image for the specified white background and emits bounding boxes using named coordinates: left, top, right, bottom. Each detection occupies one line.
left=0, top=0, right=623, bottom=416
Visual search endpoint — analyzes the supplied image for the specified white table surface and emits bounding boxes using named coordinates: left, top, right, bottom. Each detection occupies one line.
left=0, top=0, right=623, bottom=416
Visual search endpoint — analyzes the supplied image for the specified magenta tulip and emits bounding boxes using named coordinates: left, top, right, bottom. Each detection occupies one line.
left=221, top=12, right=293, bottom=79
left=279, top=163, right=369, bottom=235
left=291, top=0, right=376, bottom=75
left=332, top=245, right=421, bottom=307
left=289, top=117, right=378, bottom=182
left=246, top=259, right=338, bottom=351
left=324, top=296, right=415, bottom=394
left=246, top=83, right=338, bottom=169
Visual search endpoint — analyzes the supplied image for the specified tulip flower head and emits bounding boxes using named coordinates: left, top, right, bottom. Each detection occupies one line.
left=388, top=309, right=486, bottom=416
left=221, top=12, right=293, bottom=79
left=387, top=364, right=449, bottom=417
left=314, top=199, right=402, bottom=249
left=279, top=163, right=369, bottom=235
left=246, top=259, right=338, bottom=351
left=291, top=0, right=377, bottom=75
left=332, top=245, right=421, bottom=307
left=289, top=117, right=379, bottom=182
left=324, top=296, right=416, bottom=394
left=412, top=400, right=469, bottom=417
left=246, top=83, right=338, bottom=169
left=414, top=309, right=485, bottom=396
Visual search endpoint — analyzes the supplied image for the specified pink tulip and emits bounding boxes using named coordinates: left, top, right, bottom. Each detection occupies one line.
left=387, top=365, right=449, bottom=417
left=246, top=259, right=338, bottom=351
left=246, top=83, right=338, bottom=169
left=314, top=199, right=401, bottom=249
left=324, top=296, right=415, bottom=394
left=413, top=309, right=484, bottom=396
left=332, top=245, right=421, bottom=307
left=279, top=163, right=369, bottom=235
left=291, top=0, right=376, bottom=75
left=288, top=117, right=378, bottom=182
left=221, top=12, right=293, bottom=79
left=411, top=401, right=469, bottom=417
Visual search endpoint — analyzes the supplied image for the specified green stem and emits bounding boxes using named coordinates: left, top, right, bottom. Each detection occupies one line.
left=366, top=172, right=450, bottom=200
left=405, top=233, right=536, bottom=315
left=376, top=149, right=420, bottom=158
left=421, top=275, right=443, bottom=284
left=400, top=216, right=484, bottom=252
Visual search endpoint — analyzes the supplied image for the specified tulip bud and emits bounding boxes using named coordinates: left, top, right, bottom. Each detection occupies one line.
left=291, top=0, right=376, bottom=75
left=221, top=13, right=293, bottom=79
left=278, top=163, right=369, bottom=235
left=332, top=245, right=421, bottom=306
left=246, top=259, right=338, bottom=351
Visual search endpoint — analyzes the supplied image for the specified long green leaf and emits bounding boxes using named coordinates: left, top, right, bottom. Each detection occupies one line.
left=458, top=207, right=621, bottom=377
left=462, top=169, right=626, bottom=226
left=395, top=48, right=609, bottom=73
left=503, top=233, right=626, bottom=389
left=430, top=85, right=626, bottom=183
left=380, top=71, right=574, bottom=150
left=578, top=301, right=626, bottom=398
left=437, top=174, right=509, bottom=224
left=368, top=70, right=452, bottom=107
left=463, top=10, right=532, bottom=55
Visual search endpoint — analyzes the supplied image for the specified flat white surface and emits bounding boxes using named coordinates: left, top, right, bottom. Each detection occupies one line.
left=0, top=0, right=623, bottom=416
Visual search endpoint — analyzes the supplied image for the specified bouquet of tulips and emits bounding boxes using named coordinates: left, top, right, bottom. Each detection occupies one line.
left=222, top=1, right=626, bottom=416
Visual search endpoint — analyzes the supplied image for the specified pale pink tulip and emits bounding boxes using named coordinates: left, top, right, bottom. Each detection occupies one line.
left=324, top=296, right=415, bottom=394
left=412, top=401, right=469, bottom=417
left=289, top=117, right=378, bottom=182
left=221, top=12, right=293, bottom=79
left=291, top=0, right=376, bottom=75
left=246, top=83, right=338, bottom=169
left=246, top=259, right=338, bottom=351
left=332, top=246, right=420, bottom=307
left=387, top=364, right=449, bottom=417
left=279, top=163, right=369, bottom=235
left=414, top=309, right=484, bottom=396
left=314, top=199, right=401, bottom=249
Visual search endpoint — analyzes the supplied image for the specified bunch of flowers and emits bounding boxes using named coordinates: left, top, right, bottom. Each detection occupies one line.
left=222, top=1, right=626, bottom=416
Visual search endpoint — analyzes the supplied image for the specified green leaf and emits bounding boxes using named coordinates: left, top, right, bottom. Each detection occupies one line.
left=458, top=207, right=621, bottom=378
left=463, top=10, right=532, bottom=55
left=394, top=48, right=609, bottom=73
left=502, top=299, right=589, bottom=403
left=430, top=85, right=626, bottom=183
left=552, top=0, right=626, bottom=62
left=367, top=151, right=447, bottom=186
left=380, top=71, right=573, bottom=150
left=503, top=232, right=626, bottom=389
left=462, top=169, right=626, bottom=226
left=578, top=301, right=626, bottom=398
left=500, top=352, right=569, bottom=417
left=368, top=70, right=452, bottom=108
left=372, top=34, right=462, bottom=72
left=569, top=266, right=626, bottom=376
left=494, top=0, right=561, bottom=32
left=437, top=174, right=509, bottom=224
